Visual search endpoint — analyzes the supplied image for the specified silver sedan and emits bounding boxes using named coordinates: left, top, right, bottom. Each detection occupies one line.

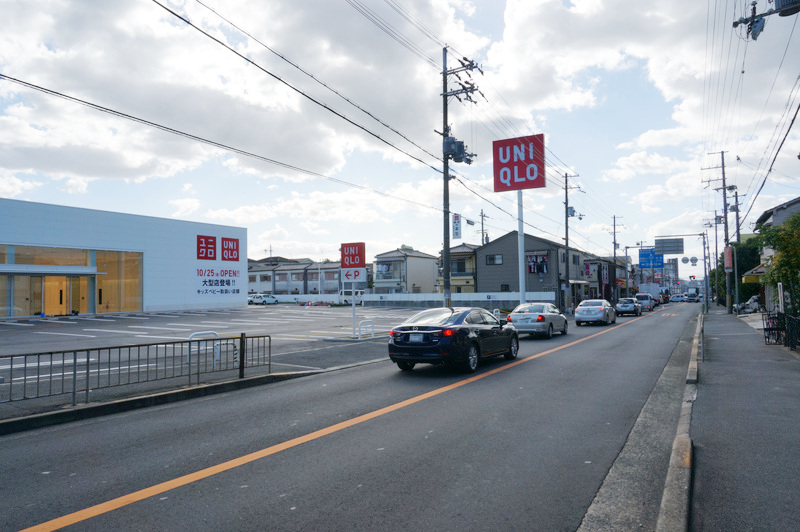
left=506, top=302, right=568, bottom=338
left=575, top=299, right=617, bottom=326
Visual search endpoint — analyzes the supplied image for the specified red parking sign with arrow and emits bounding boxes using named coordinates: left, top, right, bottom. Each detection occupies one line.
left=341, top=242, right=366, bottom=283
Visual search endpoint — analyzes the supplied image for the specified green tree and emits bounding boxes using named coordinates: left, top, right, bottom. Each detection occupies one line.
left=757, top=212, right=800, bottom=315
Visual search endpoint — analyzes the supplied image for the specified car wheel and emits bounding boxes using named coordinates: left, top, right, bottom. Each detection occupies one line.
left=464, top=344, right=480, bottom=373
left=262, top=300, right=268, bottom=305
left=546, top=324, right=553, bottom=339
left=397, top=361, right=415, bottom=371
left=561, top=321, right=568, bottom=335
left=603, top=313, right=609, bottom=325
left=504, top=336, right=519, bottom=360
left=576, top=321, right=581, bottom=326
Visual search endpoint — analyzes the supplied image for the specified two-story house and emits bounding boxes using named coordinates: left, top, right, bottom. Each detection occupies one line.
left=476, top=231, right=595, bottom=310
left=373, top=245, right=438, bottom=294
left=437, top=243, right=480, bottom=294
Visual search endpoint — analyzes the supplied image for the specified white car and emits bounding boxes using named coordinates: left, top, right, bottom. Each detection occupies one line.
left=506, top=302, right=568, bottom=338
left=671, top=293, right=685, bottom=302
left=575, top=299, right=616, bottom=326
left=250, top=294, right=279, bottom=305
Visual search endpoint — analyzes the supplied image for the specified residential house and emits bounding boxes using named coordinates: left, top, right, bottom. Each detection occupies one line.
left=373, top=245, right=438, bottom=294
left=437, top=243, right=480, bottom=294
left=475, top=231, right=597, bottom=310
left=752, top=196, right=800, bottom=309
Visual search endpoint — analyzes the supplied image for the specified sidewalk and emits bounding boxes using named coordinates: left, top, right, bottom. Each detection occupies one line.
left=689, top=308, right=800, bottom=530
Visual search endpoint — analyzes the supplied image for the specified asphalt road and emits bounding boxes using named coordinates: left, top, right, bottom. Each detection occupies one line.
left=1, top=303, right=699, bottom=531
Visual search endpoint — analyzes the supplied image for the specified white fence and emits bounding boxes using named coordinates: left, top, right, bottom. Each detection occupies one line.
left=268, top=292, right=556, bottom=310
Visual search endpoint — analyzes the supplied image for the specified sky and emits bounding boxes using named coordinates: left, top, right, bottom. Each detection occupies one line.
left=1, top=0, right=799, bottom=281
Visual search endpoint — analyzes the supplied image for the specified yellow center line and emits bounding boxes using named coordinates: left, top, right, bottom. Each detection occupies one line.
left=23, top=316, right=644, bottom=531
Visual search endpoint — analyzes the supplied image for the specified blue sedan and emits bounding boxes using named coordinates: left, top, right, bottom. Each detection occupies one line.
left=388, top=307, right=519, bottom=373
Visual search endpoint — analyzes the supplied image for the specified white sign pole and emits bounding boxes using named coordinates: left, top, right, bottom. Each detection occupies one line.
left=518, top=189, right=525, bottom=306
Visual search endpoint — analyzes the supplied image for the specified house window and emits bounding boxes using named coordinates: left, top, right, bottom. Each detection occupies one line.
left=308, top=272, right=318, bottom=281
left=500, top=283, right=510, bottom=292
left=291, top=273, right=303, bottom=281
left=259, top=274, right=271, bottom=282
left=325, top=271, right=338, bottom=280
left=275, top=273, right=287, bottom=282
left=486, top=254, right=503, bottom=265
left=248, top=275, right=256, bottom=283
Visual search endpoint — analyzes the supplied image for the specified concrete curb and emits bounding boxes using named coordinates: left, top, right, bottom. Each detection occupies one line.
left=655, top=314, right=701, bottom=531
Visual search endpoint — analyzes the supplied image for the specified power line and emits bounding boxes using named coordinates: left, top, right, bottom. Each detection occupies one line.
left=151, top=0, right=441, bottom=173
left=0, top=73, right=441, bottom=215
left=193, top=0, right=443, bottom=166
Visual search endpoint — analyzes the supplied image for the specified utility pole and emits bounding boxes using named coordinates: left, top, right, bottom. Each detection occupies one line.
left=612, top=215, right=619, bottom=303
left=563, top=173, right=581, bottom=312
left=479, top=209, right=489, bottom=245
left=705, top=151, right=732, bottom=313
left=439, top=46, right=480, bottom=307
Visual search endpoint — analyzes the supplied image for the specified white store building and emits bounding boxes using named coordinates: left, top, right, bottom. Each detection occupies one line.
left=0, top=198, right=247, bottom=318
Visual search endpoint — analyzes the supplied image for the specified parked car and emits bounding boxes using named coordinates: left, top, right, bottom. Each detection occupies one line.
left=574, top=299, right=616, bottom=326
left=615, top=297, right=642, bottom=316
left=671, top=293, right=685, bottom=302
left=506, top=302, right=568, bottom=338
left=635, top=293, right=655, bottom=312
left=251, top=294, right=279, bottom=305
left=388, top=307, right=519, bottom=372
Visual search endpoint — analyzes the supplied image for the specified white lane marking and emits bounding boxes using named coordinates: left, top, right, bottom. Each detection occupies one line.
left=127, top=326, right=194, bottom=331
left=33, top=332, right=98, bottom=338
left=82, top=329, right=139, bottom=334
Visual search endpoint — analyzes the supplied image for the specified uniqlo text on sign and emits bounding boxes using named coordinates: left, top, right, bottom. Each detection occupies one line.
left=341, top=242, right=366, bottom=268
left=221, top=238, right=240, bottom=261
left=197, top=235, right=217, bottom=260
left=492, top=134, right=546, bottom=192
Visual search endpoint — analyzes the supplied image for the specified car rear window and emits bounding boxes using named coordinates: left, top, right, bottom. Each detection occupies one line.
left=619, top=299, right=635, bottom=304
left=515, top=304, right=545, bottom=314
left=636, top=295, right=650, bottom=300
left=403, top=308, right=460, bottom=325
left=580, top=301, right=602, bottom=307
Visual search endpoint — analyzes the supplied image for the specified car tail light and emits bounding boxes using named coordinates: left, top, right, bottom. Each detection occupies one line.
left=442, top=329, right=455, bottom=337
left=390, top=329, right=403, bottom=338
left=507, top=315, right=513, bottom=322
left=537, top=315, right=545, bottom=322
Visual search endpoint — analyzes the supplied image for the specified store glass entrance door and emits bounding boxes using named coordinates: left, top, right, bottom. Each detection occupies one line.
left=42, top=276, right=91, bottom=316
left=44, top=276, right=68, bottom=316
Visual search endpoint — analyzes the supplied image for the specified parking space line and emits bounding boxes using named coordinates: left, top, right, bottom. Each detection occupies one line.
left=127, top=326, right=194, bottom=331
left=33, top=331, right=98, bottom=338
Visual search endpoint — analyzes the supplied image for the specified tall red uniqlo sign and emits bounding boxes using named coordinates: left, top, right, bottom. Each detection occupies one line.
left=492, top=134, right=546, bottom=192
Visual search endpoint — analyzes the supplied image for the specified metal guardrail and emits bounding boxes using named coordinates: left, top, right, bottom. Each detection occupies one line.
left=0, top=333, right=271, bottom=406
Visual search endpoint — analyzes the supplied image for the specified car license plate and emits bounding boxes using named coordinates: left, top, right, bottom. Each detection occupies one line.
left=409, top=333, right=424, bottom=343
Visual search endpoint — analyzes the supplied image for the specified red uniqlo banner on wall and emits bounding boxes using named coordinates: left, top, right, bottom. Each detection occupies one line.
left=197, top=235, right=217, bottom=260
left=492, top=134, right=546, bottom=192
left=221, top=238, right=239, bottom=261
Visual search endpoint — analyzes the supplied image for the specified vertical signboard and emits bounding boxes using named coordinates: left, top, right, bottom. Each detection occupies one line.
left=724, top=246, right=733, bottom=273
left=452, top=213, right=462, bottom=240
left=341, top=242, right=366, bottom=283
